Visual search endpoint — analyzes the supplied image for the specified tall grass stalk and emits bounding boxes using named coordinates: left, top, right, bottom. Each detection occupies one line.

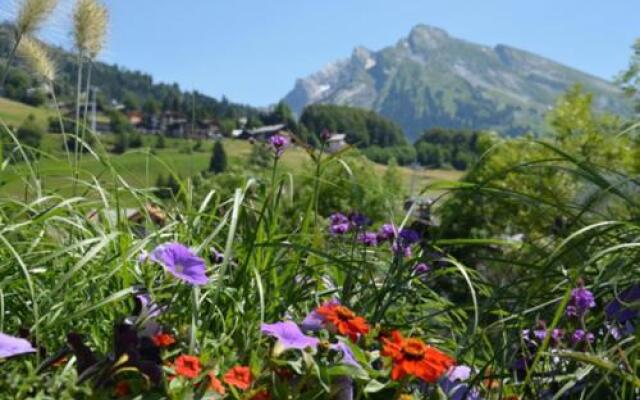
left=0, top=0, right=57, bottom=88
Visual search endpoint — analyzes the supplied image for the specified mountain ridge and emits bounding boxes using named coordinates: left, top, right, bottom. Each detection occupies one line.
left=284, top=24, right=630, bottom=140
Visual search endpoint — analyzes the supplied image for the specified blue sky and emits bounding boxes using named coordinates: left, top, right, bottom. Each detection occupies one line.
left=5, top=0, right=640, bottom=106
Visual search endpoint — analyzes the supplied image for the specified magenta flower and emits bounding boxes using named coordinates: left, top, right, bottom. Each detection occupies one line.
left=377, top=223, right=396, bottom=241
left=329, top=213, right=351, bottom=235
left=571, top=329, right=595, bottom=345
left=357, top=232, right=378, bottom=247
left=0, top=333, right=35, bottom=359
left=414, top=263, right=430, bottom=275
left=150, top=242, right=209, bottom=285
left=269, top=134, right=290, bottom=157
left=566, top=283, right=596, bottom=317
left=261, top=321, right=319, bottom=351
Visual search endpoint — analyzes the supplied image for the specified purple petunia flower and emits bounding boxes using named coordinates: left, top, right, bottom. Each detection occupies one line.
left=301, top=299, right=340, bottom=332
left=377, top=223, right=396, bottom=241
left=333, top=376, right=353, bottom=400
left=447, top=365, right=471, bottom=381
left=138, top=250, right=149, bottom=264
left=269, top=134, right=290, bottom=158
left=571, top=329, right=595, bottom=345
left=261, top=321, right=319, bottom=352
left=566, top=284, right=596, bottom=318
left=135, top=293, right=165, bottom=319
left=357, top=232, right=378, bottom=247
left=0, top=333, right=36, bottom=359
left=330, top=340, right=360, bottom=368
left=150, top=242, right=209, bottom=286
left=439, top=365, right=481, bottom=400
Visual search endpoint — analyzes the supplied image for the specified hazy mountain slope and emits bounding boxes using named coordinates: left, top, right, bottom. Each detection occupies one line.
left=284, top=25, right=629, bottom=140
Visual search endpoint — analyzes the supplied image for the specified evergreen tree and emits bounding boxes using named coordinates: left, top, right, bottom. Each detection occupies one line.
left=155, top=134, right=166, bottom=149
left=209, top=140, right=227, bottom=174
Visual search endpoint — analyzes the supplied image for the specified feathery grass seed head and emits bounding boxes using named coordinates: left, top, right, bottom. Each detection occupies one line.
left=15, top=0, right=58, bottom=38
left=72, top=0, right=108, bottom=59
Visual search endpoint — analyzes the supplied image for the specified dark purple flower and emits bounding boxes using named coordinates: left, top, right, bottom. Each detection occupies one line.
left=330, top=340, right=360, bottom=368
left=605, top=285, right=640, bottom=323
left=301, top=299, right=339, bottom=332
left=210, top=247, right=225, bottom=264
left=0, top=333, right=36, bottom=358
left=566, top=284, right=596, bottom=317
left=377, top=223, right=396, bottom=241
left=357, top=232, right=378, bottom=247
left=261, top=321, right=319, bottom=352
left=150, top=242, right=209, bottom=285
left=399, top=228, right=421, bottom=244
left=269, top=134, right=290, bottom=157
left=392, top=228, right=421, bottom=257
left=348, top=212, right=371, bottom=229
left=571, top=329, right=595, bottom=345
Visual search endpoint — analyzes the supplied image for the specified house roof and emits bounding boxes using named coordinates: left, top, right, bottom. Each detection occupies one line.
left=250, top=124, right=286, bottom=135
left=328, top=133, right=346, bottom=142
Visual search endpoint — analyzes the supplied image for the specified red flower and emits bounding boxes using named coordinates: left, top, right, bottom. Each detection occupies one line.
left=223, top=365, right=252, bottom=390
left=174, top=355, right=202, bottom=379
left=315, top=303, right=370, bottom=341
left=251, top=390, right=271, bottom=400
left=382, top=331, right=454, bottom=383
left=207, top=372, right=226, bottom=395
left=152, top=332, right=176, bottom=347
left=114, top=381, right=131, bottom=397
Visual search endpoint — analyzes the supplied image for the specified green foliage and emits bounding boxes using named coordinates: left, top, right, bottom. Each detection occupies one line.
left=248, top=141, right=274, bottom=169
left=108, top=110, right=133, bottom=134
left=112, top=131, right=129, bottom=154
left=300, top=104, right=407, bottom=148
left=154, top=133, right=166, bottom=149
left=361, top=144, right=416, bottom=165
left=413, top=127, right=488, bottom=170
left=208, top=140, right=227, bottom=174
left=547, top=84, right=624, bottom=163
left=619, top=37, right=640, bottom=113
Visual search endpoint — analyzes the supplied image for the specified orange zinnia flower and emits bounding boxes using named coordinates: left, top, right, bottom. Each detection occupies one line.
left=223, top=365, right=252, bottom=390
left=315, top=303, right=370, bottom=341
left=174, top=355, right=202, bottom=379
left=152, top=332, right=176, bottom=347
left=382, top=331, right=454, bottom=383
left=207, top=372, right=226, bottom=395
